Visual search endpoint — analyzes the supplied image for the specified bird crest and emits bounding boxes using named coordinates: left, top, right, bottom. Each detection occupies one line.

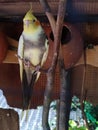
left=23, top=10, right=37, bottom=22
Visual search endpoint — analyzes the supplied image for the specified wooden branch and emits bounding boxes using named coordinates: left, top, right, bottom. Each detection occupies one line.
left=59, top=59, right=72, bottom=130
left=39, top=1, right=56, bottom=129
left=80, top=50, right=90, bottom=130
left=40, top=0, right=66, bottom=130
left=39, top=0, right=56, bottom=35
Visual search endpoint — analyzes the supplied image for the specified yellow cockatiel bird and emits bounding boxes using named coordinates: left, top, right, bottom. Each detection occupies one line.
left=17, top=10, right=49, bottom=111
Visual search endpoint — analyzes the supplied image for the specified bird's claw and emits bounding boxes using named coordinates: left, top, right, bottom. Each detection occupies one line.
left=35, top=65, right=41, bottom=71
left=34, top=65, right=41, bottom=74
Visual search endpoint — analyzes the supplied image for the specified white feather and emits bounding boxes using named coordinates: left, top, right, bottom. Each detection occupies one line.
left=23, top=26, right=43, bottom=43
left=18, top=35, right=24, bottom=81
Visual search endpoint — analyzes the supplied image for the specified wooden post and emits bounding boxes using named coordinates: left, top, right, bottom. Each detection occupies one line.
left=0, top=108, right=19, bottom=130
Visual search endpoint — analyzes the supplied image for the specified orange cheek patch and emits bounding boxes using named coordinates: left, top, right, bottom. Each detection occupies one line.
left=35, top=21, right=40, bottom=26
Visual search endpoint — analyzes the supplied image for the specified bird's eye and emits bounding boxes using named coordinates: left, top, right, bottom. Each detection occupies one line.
left=33, top=19, right=36, bottom=23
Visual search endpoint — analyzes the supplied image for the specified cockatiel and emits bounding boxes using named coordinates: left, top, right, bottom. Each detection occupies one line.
left=17, top=10, right=49, bottom=111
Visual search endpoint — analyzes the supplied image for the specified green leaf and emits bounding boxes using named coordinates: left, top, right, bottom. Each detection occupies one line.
left=69, top=120, right=77, bottom=128
left=69, top=126, right=88, bottom=130
left=95, top=127, right=98, bottom=130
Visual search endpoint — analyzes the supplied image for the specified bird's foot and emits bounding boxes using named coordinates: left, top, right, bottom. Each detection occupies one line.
left=35, top=65, right=41, bottom=71
left=16, top=55, right=30, bottom=68
left=34, top=65, right=41, bottom=74
left=24, top=59, right=31, bottom=68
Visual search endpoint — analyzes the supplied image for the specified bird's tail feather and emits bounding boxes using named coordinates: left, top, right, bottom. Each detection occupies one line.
left=22, top=69, right=37, bottom=110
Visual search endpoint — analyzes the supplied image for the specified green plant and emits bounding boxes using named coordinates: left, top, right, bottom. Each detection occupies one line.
left=69, top=120, right=87, bottom=130
left=50, top=96, right=98, bottom=130
left=84, top=101, right=98, bottom=129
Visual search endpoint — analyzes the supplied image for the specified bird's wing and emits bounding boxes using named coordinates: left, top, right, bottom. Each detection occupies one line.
left=34, top=38, right=49, bottom=81
left=18, top=34, right=24, bottom=81
left=41, top=38, right=49, bottom=66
